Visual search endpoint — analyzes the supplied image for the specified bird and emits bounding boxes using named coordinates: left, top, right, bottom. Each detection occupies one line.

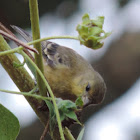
left=12, top=25, right=106, bottom=107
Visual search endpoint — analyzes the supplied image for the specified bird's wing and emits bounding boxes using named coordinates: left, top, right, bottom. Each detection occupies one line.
left=12, top=25, right=71, bottom=68
left=42, top=42, right=72, bottom=68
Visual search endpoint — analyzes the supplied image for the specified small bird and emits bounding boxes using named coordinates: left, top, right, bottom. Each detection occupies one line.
left=12, top=26, right=106, bottom=106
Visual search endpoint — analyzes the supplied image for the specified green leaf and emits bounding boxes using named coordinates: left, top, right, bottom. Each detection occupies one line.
left=77, top=127, right=85, bottom=140
left=91, top=16, right=104, bottom=28
left=58, top=100, right=77, bottom=112
left=64, top=127, right=75, bottom=140
left=75, top=97, right=84, bottom=107
left=59, top=111, right=65, bottom=121
left=45, top=100, right=54, bottom=117
left=65, top=111, right=78, bottom=121
left=76, top=13, right=111, bottom=49
left=82, top=13, right=90, bottom=24
left=45, top=100, right=56, bottom=131
left=57, top=100, right=82, bottom=124
left=0, top=104, right=20, bottom=140
left=45, top=99, right=82, bottom=132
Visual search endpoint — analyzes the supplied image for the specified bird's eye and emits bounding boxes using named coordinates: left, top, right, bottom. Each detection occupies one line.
left=86, top=83, right=90, bottom=92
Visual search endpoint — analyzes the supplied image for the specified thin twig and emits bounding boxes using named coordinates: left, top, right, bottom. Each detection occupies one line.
left=0, top=22, right=35, bottom=61
left=0, top=22, right=15, bottom=36
left=40, top=120, right=49, bottom=140
left=0, top=30, right=38, bottom=54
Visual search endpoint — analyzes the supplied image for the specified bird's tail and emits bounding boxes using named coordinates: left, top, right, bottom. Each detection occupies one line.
left=11, top=25, right=51, bottom=50
left=11, top=25, right=32, bottom=42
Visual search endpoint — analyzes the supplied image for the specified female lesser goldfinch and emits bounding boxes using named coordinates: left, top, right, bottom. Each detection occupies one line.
left=12, top=26, right=106, bottom=106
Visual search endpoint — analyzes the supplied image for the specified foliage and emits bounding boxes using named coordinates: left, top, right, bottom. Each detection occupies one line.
left=76, top=13, right=111, bottom=49
left=75, top=97, right=84, bottom=108
left=0, top=104, right=20, bottom=140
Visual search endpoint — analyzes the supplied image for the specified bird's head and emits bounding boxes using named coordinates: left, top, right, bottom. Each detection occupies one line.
left=72, top=69, right=106, bottom=107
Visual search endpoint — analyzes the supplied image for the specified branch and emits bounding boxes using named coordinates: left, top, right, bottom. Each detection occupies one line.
left=0, top=35, right=48, bottom=125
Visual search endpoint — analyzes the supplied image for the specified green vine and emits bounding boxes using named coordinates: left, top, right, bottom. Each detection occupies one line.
left=28, top=36, right=79, bottom=45
left=0, top=88, right=52, bottom=101
left=0, top=46, right=23, bottom=56
left=29, top=0, right=47, bottom=97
